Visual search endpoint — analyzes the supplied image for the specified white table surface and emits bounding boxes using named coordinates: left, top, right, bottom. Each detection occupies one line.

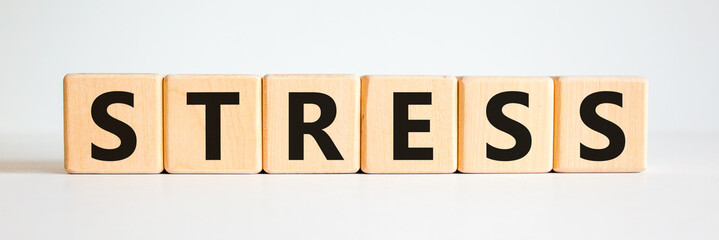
left=1, top=132, right=717, bottom=239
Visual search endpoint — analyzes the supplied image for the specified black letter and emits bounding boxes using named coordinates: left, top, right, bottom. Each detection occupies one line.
left=580, top=91, right=626, bottom=161
left=393, top=92, right=433, bottom=160
left=91, top=91, right=137, bottom=161
left=187, top=92, right=240, bottom=160
left=486, top=91, right=532, bottom=161
left=288, top=92, right=343, bottom=160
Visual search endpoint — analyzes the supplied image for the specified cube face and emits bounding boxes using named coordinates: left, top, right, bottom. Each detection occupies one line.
left=263, top=74, right=360, bottom=173
left=553, top=76, right=647, bottom=172
left=458, top=76, right=554, bottom=173
left=361, top=75, right=457, bottom=173
left=64, top=73, right=163, bottom=173
left=164, top=74, right=262, bottom=173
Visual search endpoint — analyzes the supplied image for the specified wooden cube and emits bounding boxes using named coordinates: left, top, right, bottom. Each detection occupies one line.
left=64, top=73, right=163, bottom=173
left=553, top=76, right=647, bottom=172
left=164, top=74, right=262, bottom=173
left=361, top=75, right=457, bottom=173
left=263, top=74, right=360, bottom=173
left=458, top=76, right=554, bottom=173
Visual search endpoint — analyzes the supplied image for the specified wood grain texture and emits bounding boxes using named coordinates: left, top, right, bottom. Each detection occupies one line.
left=553, top=76, right=647, bottom=172
left=164, top=74, right=262, bottom=173
left=64, top=73, right=163, bottom=173
left=263, top=74, right=360, bottom=173
left=361, top=75, right=457, bottom=173
left=458, top=76, right=553, bottom=173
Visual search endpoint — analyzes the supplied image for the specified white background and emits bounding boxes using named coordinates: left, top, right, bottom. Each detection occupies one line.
left=1, top=0, right=718, bottom=239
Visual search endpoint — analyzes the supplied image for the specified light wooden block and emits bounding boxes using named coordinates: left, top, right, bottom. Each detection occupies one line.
left=553, top=76, right=647, bottom=172
left=361, top=75, right=457, bottom=173
left=164, top=74, right=262, bottom=173
left=263, top=74, right=360, bottom=173
left=458, top=76, right=554, bottom=173
left=64, top=73, right=163, bottom=173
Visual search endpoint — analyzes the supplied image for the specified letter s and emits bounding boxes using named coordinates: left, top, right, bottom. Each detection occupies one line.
left=91, top=91, right=137, bottom=161
left=579, top=91, right=626, bottom=161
